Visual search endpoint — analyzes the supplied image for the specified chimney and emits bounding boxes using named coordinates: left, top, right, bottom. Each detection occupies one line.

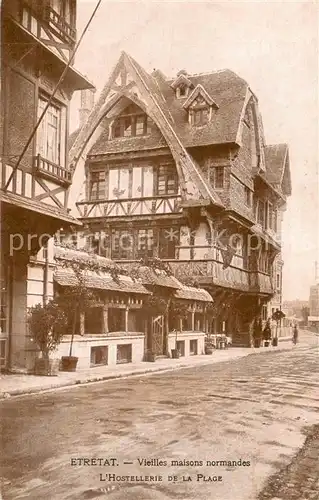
left=79, top=88, right=96, bottom=127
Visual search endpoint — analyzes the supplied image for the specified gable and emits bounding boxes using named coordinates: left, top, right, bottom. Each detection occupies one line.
left=69, top=51, right=224, bottom=208
left=183, top=84, right=219, bottom=110
left=263, top=144, right=291, bottom=196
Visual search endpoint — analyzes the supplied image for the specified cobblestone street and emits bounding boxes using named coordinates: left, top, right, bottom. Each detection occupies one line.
left=259, top=424, right=319, bottom=500
left=1, top=332, right=318, bottom=500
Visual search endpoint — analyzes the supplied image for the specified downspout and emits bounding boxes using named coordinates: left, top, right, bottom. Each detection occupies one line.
left=43, top=241, right=49, bottom=304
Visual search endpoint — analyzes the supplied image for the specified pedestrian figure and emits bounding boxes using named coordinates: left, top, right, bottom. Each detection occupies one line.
left=292, top=324, right=298, bottom=345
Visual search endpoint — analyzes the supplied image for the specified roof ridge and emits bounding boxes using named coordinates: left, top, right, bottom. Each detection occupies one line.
left=166, top=68, right=231, bottom=82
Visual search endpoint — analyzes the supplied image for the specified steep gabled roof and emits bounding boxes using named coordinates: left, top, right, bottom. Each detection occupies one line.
left=264, top=144, right=291, bottom=196
left=69, top=51, right=224, bottom=209
left=146, top=70, right=248, bottom=149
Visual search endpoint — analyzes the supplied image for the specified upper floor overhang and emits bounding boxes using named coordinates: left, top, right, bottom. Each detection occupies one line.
left=1, top=189, right=82, bottom=228
left=6, top=16, right=95, bottom=91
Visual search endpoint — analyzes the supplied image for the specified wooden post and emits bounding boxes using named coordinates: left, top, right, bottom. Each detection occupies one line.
left=79, top=311, right=85, bottom=336
left=191, top=306, right=195, bottom=331
left=103, top=305, right=109, bottom=334
left=125, top=307, right=129, bottom=332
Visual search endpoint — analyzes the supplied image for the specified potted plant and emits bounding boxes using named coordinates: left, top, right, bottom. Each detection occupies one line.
left=171, top=329, right=180, bottom=359
left=56, top=263, right=96, bottom=372
left=263, top=320, right=271, bottom=347
left=28, top=299, right=67, bottom=376
left=205, top=334, right=214, bottom=354
left=272, top=309, right=285, bottom=346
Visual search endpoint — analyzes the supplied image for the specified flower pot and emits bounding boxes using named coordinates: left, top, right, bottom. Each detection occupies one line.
left=61, top=356, right=78, bottom=372
left=34, top=358, right=59, bottom=376
left=264, top=341, right=270, bottom=347
left=171, top=348, right=180, bottom=359
left=254, top=338, right=261, bottom=348
left=205, top=346, right=213, bottom=355
left=272, top=337, right=278, bottom=347
left=145, top=351, right=156, bottom=362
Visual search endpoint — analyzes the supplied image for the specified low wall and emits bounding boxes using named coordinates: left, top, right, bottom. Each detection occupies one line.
left=167, top=331, right=205, bottom=357
left=52, top=333, right=145, bottom=370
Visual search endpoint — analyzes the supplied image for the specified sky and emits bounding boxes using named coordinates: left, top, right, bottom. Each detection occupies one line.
left=70, top=0, right=319, bottom=302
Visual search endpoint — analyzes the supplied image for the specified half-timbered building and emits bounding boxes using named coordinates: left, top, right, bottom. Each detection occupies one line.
left=68, top=52, right=291, bottom=351
left=0, top=0, right=94, bottom=370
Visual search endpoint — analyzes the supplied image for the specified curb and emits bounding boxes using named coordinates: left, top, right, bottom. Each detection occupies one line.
left=0, top=344, right=312, bottom=400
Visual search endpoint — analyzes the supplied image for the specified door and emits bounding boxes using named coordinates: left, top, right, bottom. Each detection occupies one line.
left=151, top=315, right=165, bottom=355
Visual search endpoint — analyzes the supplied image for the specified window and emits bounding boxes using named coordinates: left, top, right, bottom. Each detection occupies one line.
left=117, top=344, right=132, bottom=364
left=111, top=229, right=134, bottom=260
left=159, top=227, right=179, bottom=259
left=156, top=164, right=178, bottom=195
left=85, top=307, right=104, bottom=334
left=190, top=339, right=198, bottom=355
left=50, top=0, right=72, bottom=24
left=90, top=346, right=108, bottom=366
left=257, top=200, right=265, bottom=228
left=89, top=171, right=106, bottom=200
left=177, top=85, right=188, bottom=99
left=37, top=95, right=66, bottom=166
left=194, top=313, right=203, bottom=332
left=244, top=186, right=253, bottom=207
left=137, top=229, right=154, bottom=258
left=276, top=273, right=280, bottom=289
left=108, top=167, right=130, bottom=199
left=273, top=209, right=278, bottom=232
left=258, top=251, right=269, bottom=273
left=191, top=108, right=209, bottom=126
left=262, top=305, right=268, bottom=321
left=109, top=308, right=126, bottom=332
left=209, top=166, right=225, bottom=189
left=176, top=340, right=185, bottom=356
left=112, top=109, right=151, bottom=138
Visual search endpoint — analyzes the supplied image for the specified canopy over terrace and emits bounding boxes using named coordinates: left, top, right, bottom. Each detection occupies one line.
left=53, top=246, right=214, bottom=338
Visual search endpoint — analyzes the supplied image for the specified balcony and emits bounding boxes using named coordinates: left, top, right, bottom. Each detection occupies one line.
left=168, top=259, right=251, bottom=292
left=249, top=271, right=274, bottom=295
left=76, top=195, right=183, bottom=219
left=44, top=5, right=76, bottom=45
left=34, top=155, right=72, bottom=186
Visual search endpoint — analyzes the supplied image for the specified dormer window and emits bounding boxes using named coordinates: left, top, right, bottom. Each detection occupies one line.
left=176, top=84, right=188, bottom=99
left=191, top=108, right=209, bottom=126
left=183, top=84, right=219, bottom=127
left=171, top=71, right=193, bottom=100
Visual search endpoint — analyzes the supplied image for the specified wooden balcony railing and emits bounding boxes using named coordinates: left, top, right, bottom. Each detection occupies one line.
left=44, top=5, right=76, bottom=45
left=249, top=271, right=274, bottom=294
left=168, top=259, right=273, bottom=295
left=168, top=259, right=251, bottom=292
left=34, top=155, right=72, bottom=186
left=76, top=194, right=183, bottom=219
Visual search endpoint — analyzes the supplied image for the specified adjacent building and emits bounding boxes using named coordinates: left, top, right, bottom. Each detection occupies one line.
left=68, top=52, right=292, bottom=349
left=0, top=0, right=94, bottom=371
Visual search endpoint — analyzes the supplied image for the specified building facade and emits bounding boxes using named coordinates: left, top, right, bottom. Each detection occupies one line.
left=67, top=53, right=292, bottom=349
left=0, top=0, right=94, bottom=371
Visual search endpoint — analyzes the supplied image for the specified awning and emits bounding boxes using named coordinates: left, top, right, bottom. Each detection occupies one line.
left=54, top=269, right=150, bottom=295
left=1, top=190, right=81, bottom=226
left=174, top=285, right=213, bottom=302
left=137, top=266, right=180, bottom=289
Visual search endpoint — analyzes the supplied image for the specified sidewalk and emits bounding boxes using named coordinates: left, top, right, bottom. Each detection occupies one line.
left=0, top=339, right=307, bottom=400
